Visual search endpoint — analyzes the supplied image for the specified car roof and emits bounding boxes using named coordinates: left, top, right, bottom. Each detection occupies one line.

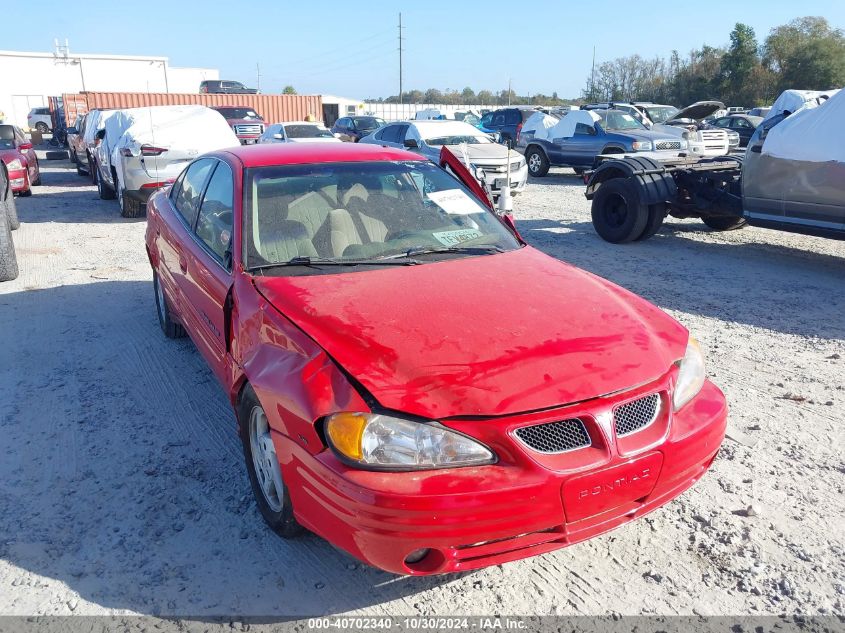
left=410, top=120, right=484, bottom=136
left=220, top=141, right=425, bottom=168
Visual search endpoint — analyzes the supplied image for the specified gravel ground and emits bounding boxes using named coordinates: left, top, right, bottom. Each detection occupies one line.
left=0, top=155, right=843, bottom=618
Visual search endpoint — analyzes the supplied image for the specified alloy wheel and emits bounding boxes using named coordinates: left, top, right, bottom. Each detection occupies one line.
left=249, top=406, right=285, bottom=512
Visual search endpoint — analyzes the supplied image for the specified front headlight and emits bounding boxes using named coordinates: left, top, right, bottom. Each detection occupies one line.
left=325, top=412, right=496, bottom=470
left=6, top=159, right=23, bottom=171
left=632, top=141, right=652, bottom=151
left=673, top=337, right=706, bottom=411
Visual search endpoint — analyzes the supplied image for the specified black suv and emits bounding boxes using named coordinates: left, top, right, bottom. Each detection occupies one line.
left=199, top=80, right=258, bottom=94
left=478, top=107, right=542, bottom=148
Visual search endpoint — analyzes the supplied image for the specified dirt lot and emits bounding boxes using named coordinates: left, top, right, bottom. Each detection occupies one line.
left=1, top=155, right=843, bottom=618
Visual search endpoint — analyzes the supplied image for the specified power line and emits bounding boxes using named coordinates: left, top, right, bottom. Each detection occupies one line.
left=398, top=13, right=404, bottom=105
left=263, top=29, right=393, bottom=72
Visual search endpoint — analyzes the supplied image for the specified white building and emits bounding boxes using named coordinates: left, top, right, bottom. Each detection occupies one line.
left=0, top=47, right=218, bottom=128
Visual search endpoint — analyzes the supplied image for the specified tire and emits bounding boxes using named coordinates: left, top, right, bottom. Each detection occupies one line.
left=238, top=385, right=302, bottom=538
left=35, top=122, right=49, bottom=134
left=97, top=169, right=116, bottom=200
left=2, top=192, right=19, bottom=230
left=0, top=204, right=19, bottom=282
left=636, top=203, right=667, bottom=241
left=153, top=271, right=186, bottom=339
left=70, top=150, right=78, bottom=165
left=19, top=185, right=32, bottom=198
left=591, top=178, right=650, bottom=244
left=89, top=157, right=97, bottom=184
left=526, top=147, right=550, bottom=177
left=76, top=160, right=86, bottom=176
left=702, top=215, right=747, bottom=231
left=573, top=168, right=586, bottom=175
left=45, top=150, right=68, bottom=160
left=118, top=181, right=143, bottom=218
left=32, top=163, right=41, bottom=186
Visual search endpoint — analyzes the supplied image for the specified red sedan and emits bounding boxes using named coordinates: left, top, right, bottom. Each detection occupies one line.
left=0, top=124, right=41, bottom=196
left=145, top=143, right=727, bottom=575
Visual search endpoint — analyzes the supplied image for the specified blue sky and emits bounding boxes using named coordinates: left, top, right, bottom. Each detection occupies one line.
left=2, top=0, right=843, bottom=99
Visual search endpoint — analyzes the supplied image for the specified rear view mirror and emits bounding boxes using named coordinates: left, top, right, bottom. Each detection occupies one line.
left=403, top=139, right=419, bottom=149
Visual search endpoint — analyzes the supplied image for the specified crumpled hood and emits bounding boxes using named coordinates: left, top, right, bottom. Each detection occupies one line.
left=253, top=247, right=688, bottom=419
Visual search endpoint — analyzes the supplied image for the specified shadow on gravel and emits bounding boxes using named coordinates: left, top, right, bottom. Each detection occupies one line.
left=517, top=218, right=845, bottom=340
left=14, top=166, right=145, bottom=225
left=0, top=281, right=463, bottom=617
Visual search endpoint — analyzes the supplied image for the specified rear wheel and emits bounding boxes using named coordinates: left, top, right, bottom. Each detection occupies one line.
left=702, top=215, right=747, bottom=231
left=3, top=193, right=20, bottom=230
left=153, top=271, right=185, bottom=339
left=0, top=205, right=19, bottom=282
left=591, top=178, right=649, bottom=243
left=97, top=169, right=116, bottom=200
left=636, top=203, right=667, bottom=241
left=238, top=385, right=302, bottom=538
left=35, top=122, right=49, bottom=133
left=526, top=147, right=550, bottom=177
left=32, top=162, right=41, bottom=186
left=118, top=181, right=143, bottom=218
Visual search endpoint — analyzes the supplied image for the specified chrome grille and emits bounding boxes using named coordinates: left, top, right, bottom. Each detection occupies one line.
left=234, top=124, right=263, bottom=135
left=514, top=418, right=591, bottom=454
left=655, top=140, right=682, bottom=150
left=613, top=393, right=660, bottom=437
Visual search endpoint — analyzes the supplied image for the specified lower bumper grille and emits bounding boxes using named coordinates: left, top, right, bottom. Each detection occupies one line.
left=514, top=418, right=591, bottom=454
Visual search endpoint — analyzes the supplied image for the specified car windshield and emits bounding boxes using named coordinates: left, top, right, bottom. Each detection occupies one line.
left=599, top=111, right=647, bottom=131
left=424, top=135, right=492, bottom=146
left=283, top=124, right=334, bottom=138
left=642, top=106, right=679, bottom=123
left=460, top=114, right=481, bottom=126
left=216, top=108, right=263, bottom=121
left=353, top=117, right=385, bottom=131
left=244, top=161, right=520, bottom=272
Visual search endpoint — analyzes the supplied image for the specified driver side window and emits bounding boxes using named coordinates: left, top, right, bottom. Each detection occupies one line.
left=195, top=162, right=234, bottom=266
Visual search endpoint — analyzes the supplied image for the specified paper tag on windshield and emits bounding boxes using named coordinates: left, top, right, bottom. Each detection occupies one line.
left=427, top=189, right=480, bottom=215
left=432, top=229, right=484, bottom=246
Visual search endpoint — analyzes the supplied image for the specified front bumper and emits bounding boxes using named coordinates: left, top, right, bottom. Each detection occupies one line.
left=274, top=374, right=727, bottom=575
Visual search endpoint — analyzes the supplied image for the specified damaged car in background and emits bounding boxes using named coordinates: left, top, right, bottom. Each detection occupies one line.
left=584, top=88, right=845, bottom=243
left=94, top=105, right=239, bottom=217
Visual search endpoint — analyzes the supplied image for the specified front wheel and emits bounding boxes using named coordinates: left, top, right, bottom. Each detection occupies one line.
left=2, top=193, right=19, bottom=230
left=238, top=385, right=302, bottom=538
left=0, top=206, right=19, bottom=282
left=702, top=215, right=747, bottom=231
left=526, top=148, right=550, bottom=177
left=591, top=178, right=649, bottom=243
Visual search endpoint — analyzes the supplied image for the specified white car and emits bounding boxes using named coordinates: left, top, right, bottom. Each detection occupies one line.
left=359, top=120, right=528, bottom=196
left=258, top=122, right=340, bottom=144
left=94, top=105, right=239, bottom=217
left=27, top=107, right=52, bottom=133
left=656, top=101, right=735, bottom=155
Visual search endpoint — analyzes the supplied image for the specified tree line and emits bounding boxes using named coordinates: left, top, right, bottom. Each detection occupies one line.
left=583, top=16, right=844, bottom=106
left=371, top=16, right=844, bottom=108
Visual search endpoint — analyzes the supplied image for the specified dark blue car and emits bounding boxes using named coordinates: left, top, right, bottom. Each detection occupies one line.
left=516, top=109, right=688, bottom=176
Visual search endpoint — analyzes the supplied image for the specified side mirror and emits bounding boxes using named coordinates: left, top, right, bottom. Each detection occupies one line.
left=272, top=133, right=284, bottom=140
left=403, top=138, right=419, bottom=149
left=19, top=142, right=33, bottom=150
left=590, top=126, right=598, bottom=136
left=749, top=144, right=762, bottom=154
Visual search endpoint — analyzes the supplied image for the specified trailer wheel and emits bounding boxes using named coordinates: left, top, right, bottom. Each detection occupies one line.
left=636, top=204, right=666, bottom=241
left=702, top=216, right=747, bottom=231
left=591, top=178, right=649, bottom=243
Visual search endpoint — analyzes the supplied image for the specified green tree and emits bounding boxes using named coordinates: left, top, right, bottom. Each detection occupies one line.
left=461, top=87, right=476, bottom=103
left=720, top=23, right=762, bottom=105
left=282, top=85, right=297, bottom=94
left=764, top=17, right=845, bottom=92
left=476, top=90, right=493, bottom=104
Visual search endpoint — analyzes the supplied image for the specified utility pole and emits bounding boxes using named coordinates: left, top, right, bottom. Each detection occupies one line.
left=256, top=62, right=261, bottom=92
left=590, top=46, right=596, bottom=99
left=398, top=13, right=404, bottom=105
left=507, top=78, right=512, bottom=106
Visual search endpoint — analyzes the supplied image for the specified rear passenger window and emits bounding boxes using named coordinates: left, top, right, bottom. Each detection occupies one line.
left=195, top=163, right=234, bottom=266
left=173, top=159, right=214, bottom=227
left=379, top=125, right=402, bottom=143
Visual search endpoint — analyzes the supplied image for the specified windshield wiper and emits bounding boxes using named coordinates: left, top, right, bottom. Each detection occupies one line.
left=248, top=255, right=421, bottom=272
left=379, top=245, right=507, bottom=260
